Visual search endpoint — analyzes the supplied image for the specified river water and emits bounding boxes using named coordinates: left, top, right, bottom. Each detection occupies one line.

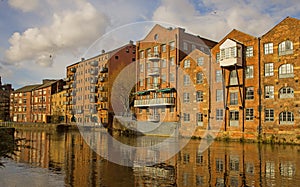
left=0, top=128, right=300, bottom=187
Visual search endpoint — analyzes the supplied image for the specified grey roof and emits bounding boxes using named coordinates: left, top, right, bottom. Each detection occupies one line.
left=14, top=84, right=41, bottom=93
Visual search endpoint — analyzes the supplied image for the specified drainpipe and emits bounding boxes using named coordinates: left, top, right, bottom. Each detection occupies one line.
left=258, top=37, right=262, bottom=138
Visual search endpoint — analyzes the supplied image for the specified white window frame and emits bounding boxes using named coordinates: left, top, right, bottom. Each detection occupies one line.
left=246, top=46, right=253, bottom=57
left=245, top=108, right=254, bottom=121
left=279, top=111, right=294, bottom=124
left=245, top=66, right=254, bottom=79
left=264, top=43, right=273, bottom=54
left=265, top=109, right=274, bottom=122
left=264, top=63, right=274, bottom=76
left=265, top=85, right=274, bottom=99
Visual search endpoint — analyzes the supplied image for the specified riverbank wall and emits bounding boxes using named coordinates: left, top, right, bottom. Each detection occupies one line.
left=0, top=122, right=79, bottom=131
left=112, top=117, right=300, bottom=145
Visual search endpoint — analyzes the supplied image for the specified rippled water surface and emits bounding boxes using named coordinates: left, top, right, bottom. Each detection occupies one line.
left=0, top=129, right=300, bottom=187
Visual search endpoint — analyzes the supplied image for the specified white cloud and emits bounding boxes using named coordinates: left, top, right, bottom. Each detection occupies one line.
left=5, top=1, right=110, bottom=67
left=8, top=0, right=39, bottom=12
left=152, top=0, right=299, bottom=41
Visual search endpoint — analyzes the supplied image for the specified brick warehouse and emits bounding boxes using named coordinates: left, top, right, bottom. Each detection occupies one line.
left=131, top=17, right=300, bottom=141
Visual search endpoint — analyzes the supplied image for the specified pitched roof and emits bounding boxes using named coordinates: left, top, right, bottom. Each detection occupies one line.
left=35, top=80, right=58, bottom=90
left=14, top=84, right=41, bottom=93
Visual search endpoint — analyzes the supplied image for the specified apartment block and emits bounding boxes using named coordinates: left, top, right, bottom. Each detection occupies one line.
left=64, top=42, right=136, bottom=126
left=260, top=17, right=300, bottom=134
left=10, top=79, right=64, bottom=123
left=134, top=24, right=216, bottom=123
left=0, top=76, right=13, bottom=121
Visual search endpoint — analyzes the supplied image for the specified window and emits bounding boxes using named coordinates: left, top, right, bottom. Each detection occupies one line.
left=230, top=92, right=238, bottom=105
left=245, top=66, right=253, bottom=78
left=265, top=109, right=274, bottom=122
left=216, top=52, right=220, bottom=63
left=230, top=111, right=239, bottom=127
left=139, top=79, right=144, bottom=86
left=229, top=156, right=239, bottom=171
left=196, top=72, right=204, bottom=84
left=216, top=70, right=222, bottom=82
left=196, top=175, right=204, bottom=186
left=192, top=44, right=196, bottom=50
left=170, top=57, right=175, bottom=66
left=279, top=111, right=294, bottom=124
left=139, top=63, right=144, bottom=72
left=279, top=162, right=296, bottom=177
left=216, top=90, right=223, bottom=102
left=183, top=42, right=188, bottom=51
left=183, top=113, right=190, bottom=122
left=216, top=159, right=223, bottom=172
left=264, top=63, right=274, bottom=76
left=170, top=73, right=175, bottom=82
left=184, top=75, right=190, bottom=86
left=161, top=44, right=166, bottom=52
left=266, top=161, right=275, bottom=179
left=196, top=113, right=203, bottom=126
left=279, top=87, right=294, bottom=98
left=279, top=64, right=294, bottom=78
left=196, top=152, right=204, bottom=164
left=153, top=46, right=159, bottom=54
left=146, top=48, right=151, bottom=57
left=265, top=86, right=274, bottom=99
left=184, top=59, right=190, bottom=68
left=264, top=43, right=273, bottom=54
left=196, top=91, right=203, bottom=102
left=246, top=87, right=254, bottom=100
left=220, top=47, right=237, bottom=60
left=183, top=93, right=190, bottom=103
left=197, top=57, right=204, bottom=66
left=246, top=46, right=253, bottom=57
left=279, top=40, right=293, bottom=56
left=169, top=41, right=175, bottom=50
left=161, top=74, right=167, bottom=83
left=246, top=108, right=254, bottom=121
left=161, top=59, right=166, bottom=68
left=216, top=109, right=223, bottom=121
left=230, top=70, right=238, bottom=85
left=170, top=106, right=174, bottom=112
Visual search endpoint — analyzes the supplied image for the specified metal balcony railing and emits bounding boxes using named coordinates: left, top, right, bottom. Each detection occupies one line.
left=134, top=97, right=175, bottom=107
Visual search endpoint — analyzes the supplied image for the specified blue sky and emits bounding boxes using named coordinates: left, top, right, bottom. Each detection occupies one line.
left=0, top=0, right=299, bottom=89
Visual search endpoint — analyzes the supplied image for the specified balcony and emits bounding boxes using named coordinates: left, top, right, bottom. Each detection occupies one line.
left=134, top=97, right=175, bottom=107
left=99, top=77, right=105, bottom=82
left=63, top=93, right=70, bottom=97
left=70, top=67, right=76, bottom=73
left=90, top=69, right=98, bottom=75
left=90, top=87, right=97, bottom=93
left=219, top=39, right=242, bottom=67
left=99, top=86, right=105, bottom=91
left=99, top=67, right=108, bottom=73
left=70, top=83, right=76, bottom=88
left=90, top=61, right=98, bottom=66
left=64, top=77, right=70, bottom=82
left=63, top=85, right=70, bottom=89
left=70, top=100, right=76, bottom=105
left=90, top=108, right=97, bottom=114
left=70, top=91, right=76, bottom=96
left=90, top=78, right=98, bottom=84
left=148, top=114, right=160, bottom=122
left=148, top=53, right=160, bottom=62
left=63, top=101, right=70, bottom=105
left=99, top=97, right=107, bottom=102
left=90, top=97, right=97, bottom=103
left=147, top=67, right=160, bottom=76
left=147, top=83, right=160, bottom=91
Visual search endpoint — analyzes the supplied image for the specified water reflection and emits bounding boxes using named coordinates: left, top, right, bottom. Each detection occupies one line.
left=2, top=129, right=300, bottom=186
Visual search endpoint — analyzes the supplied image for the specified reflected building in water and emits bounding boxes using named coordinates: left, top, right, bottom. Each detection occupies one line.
left=12, top=129, right=300, bottom=186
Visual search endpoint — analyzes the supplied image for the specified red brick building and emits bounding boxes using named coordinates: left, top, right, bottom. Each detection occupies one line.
left=133, top=24, right=216, bottom=123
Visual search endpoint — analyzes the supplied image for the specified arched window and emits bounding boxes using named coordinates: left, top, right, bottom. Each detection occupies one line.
left=279, top=64, right=294, bottom=78
left=279, top=87, right=294, bottom=98
left=279, top=40, right=293, bottom=56
left=279, top=111, right=294, bottom=124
